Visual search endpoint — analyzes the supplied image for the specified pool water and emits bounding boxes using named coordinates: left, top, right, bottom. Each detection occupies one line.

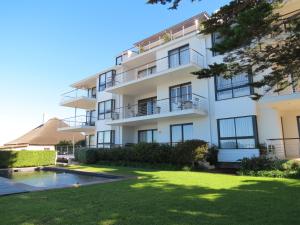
left=1, top=170, right=108, bottom=188
left=0, top=168, right=124, bottom=196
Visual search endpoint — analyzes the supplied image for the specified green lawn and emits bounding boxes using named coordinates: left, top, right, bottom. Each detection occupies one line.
left=1, top=164, right=300, bottom=225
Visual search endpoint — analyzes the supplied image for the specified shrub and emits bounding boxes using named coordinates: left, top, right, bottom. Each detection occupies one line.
left=75, top=140, right=216, bottom=169
left=239, top=156, right=278, bottom=172
left=0, top=150, right=56, bottom=168
left=172, top=140, right=208, bottom=167
left=282, top=160, right=300, bottom=171
left=76, top=148, right=99, bottom=164
left=205, top=145, right=219, bottom=166
left=238, top=157, right=300, bottom=179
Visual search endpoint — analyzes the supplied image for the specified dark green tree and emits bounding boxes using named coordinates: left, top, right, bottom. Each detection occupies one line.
left=147, top=0, right=300, bottom=99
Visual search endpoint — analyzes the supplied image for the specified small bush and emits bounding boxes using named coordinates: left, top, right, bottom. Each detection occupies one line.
left=0, top=150, right=56, bottom=168
left=205, top=145, right=219, bottom=166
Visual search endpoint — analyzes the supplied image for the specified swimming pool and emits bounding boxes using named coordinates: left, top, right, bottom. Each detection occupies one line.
left=0, top=167, right=125, bottom=196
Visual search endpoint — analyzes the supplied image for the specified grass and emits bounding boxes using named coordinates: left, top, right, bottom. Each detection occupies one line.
left=0, top=164, right=300, bottom=225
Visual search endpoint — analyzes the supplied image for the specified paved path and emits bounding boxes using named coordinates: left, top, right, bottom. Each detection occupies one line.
left=0, top=177, right=37, bottom=196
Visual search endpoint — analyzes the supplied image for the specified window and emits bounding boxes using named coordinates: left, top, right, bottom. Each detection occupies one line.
left=168, top=45, right=189, bottom=68
left=297, top=116, right=300, bottom=137
left=86, top=135, right=95, bottom=148
left=88, top=87, right=97, bottom=98
left=218, top=116, right=258, bottom=149
left=137, top=66, right=156, bottom=79
left=86, top=110, right=96, bottom=126
left=116, top=55, right=123, bottom=65
left=97, top=130, right=115, bottom=148
left=98, top=100, right=115, bottom=120
left=170, top=83, right=192, bottom=111
left=138, top=97, right=157, bottom=116
left=138, top=129, right=158, bottom=143
left=215, top=74, right=252, bottom=100
left=99, top=70, right=116, bottom=91
left=211, top=32, right=224, bottom=56
left=170, top=123, right=193, bottom=145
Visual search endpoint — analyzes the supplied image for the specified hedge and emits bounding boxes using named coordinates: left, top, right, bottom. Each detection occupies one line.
left=238, top=157, right=300, bottom=179
left=0, top=150, right=56, bottom=168
left=75, top=140, right=218, bottom=168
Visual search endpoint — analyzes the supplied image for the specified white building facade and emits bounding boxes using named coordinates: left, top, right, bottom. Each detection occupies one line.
left=58, top=12, right=300, bottom=162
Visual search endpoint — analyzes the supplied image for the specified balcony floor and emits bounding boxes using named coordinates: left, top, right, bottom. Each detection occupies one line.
left=58, top=126, right=95, bottom=134
left=106, top=63, right=201, bottom=96
left=60, top=97, right=96, bottom=110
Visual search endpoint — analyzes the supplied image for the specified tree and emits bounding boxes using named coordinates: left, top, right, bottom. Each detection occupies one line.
left=147, top=0, right=300, bottom=99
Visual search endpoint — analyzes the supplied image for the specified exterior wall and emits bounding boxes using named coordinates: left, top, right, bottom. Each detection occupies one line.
left=62, top=18, right=300, bottom=163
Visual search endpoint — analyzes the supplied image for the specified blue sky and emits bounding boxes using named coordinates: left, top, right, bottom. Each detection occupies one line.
left=0, top=0, right=230, bottom=145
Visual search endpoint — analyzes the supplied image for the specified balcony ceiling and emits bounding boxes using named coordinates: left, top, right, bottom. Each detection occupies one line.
left=106, top=108, right=207, bottom=126
left=260, top=92, right=300, bottom=111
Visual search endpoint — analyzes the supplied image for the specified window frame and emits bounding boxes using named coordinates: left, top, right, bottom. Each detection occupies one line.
left=138, top=129, right=158, bottom=143
left=116, top=55, right=123, bottom=65
left=98, top=99, right=115, bottom=120
left=214, top=74, right=253, bottom=101
left=86, top=110, right=96, bottom=126
left=169, top=82, right=192, bottom=112
left=98, top=70, right=116, bottom=92
left=137, top=66, right=157, bottom=78
left=137, top=96, right=157, bottom=116
left=97, top=130, right=115, bottom=148
left=168, top=44, right=189, bottom=68
left=217, top=115, right=259, bottom=149
left=297, top=116, right=300, bottom=137
left=170, top=123, right=193, bottom=145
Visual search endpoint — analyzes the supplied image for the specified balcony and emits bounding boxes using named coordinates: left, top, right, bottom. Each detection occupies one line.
left=267, top=138, right=300, bottom=159
left=58, top=115, right=96, bottom=134
left=106, top=48, right=204, bottom=95
left=106, top=93, right=207, bottom=126
left=260, top=82, right=300, bottom=111
left=116, top=12, right=208, bottom=63
left=60, top=89, right=97, bottom=110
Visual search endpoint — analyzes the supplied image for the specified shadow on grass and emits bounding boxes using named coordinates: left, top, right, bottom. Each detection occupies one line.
left=0, top=166, right=300, bottom=225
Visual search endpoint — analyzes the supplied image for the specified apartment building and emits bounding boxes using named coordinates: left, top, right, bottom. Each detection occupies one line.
left=58, top=10, right=300, bottom=162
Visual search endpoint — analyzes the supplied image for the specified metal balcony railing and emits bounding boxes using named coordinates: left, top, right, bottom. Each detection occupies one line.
left=60, top=115, right=97, bottom=129
left=60, top=88, right=96, bottom=104
left=109, top=93, right=207, bottom=121
left=266, top=138, right=300, bottom=159
left=110, top=48, right=204, bottom=88
left=117, top=22, right=199, bottom=60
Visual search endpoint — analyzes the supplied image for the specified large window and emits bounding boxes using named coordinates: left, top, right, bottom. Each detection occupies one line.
left=215, top=73, right=252, bottom=100
left=168, top=45, right=190, bottom=68
left=170, top=123, right=193, bottom=145
left=97, top=130, right=115, bottom=148
left=99, top=70, right=116, bottom=92
left=98, top=100, right=115, bottom=120
left=138, top=129, right=158, bottom=143
left=218, top=116, right=258, bottom=149
left=170, top=83, right=192, bottom=111
left=138, top=97, right=157, bottom=116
